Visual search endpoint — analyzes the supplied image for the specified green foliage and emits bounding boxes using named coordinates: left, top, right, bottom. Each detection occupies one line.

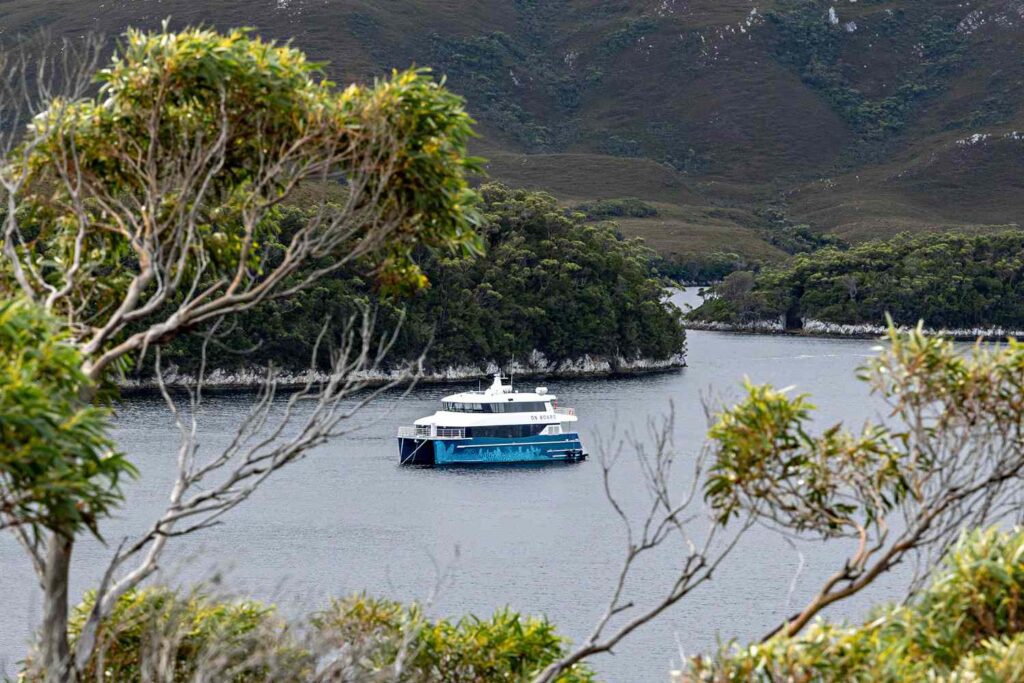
left=67, top=588, right=306, bottom=681
left=703, top=322, right=1024, bottom=537
left=694, top=325, right=1024, bottom=656
left=689, top=231, right=1024, bottom=329
left=315, top=594, right=596, bottom=682
left=706, top=379, right=904, bottom=534
left=573, top=197, right=658, bottom=220
left=596, top=134, right=644, bottom=158
left=430, top=22, right=580, bottom=152
left=394, top=184, right=685, bottom=368
left=430, top=31, right=550, bottom=150
left=687, top=527, right=1024, bottom=681
left=0, top=298, right=133, bottom=537
left=689, top=269, right=789, bottom=325
left=64, top=589, right=592, bottom=682
left=162, top=184, right=686, bottom=374
left=16, top=24, right=481, bottom=311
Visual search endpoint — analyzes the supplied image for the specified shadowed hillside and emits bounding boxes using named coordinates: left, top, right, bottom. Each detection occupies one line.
left=4, top=0, right=1024, bottom=266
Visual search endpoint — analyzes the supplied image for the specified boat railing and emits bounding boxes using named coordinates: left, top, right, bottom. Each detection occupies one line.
left=396, top=426, right=466, bottom=439
left=554, top=407, right=575, bottom=416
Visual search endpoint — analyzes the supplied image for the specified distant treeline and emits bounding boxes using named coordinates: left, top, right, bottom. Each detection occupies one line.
left=689, top=231, right=1024, bottom=329
left=161, top=184, right=685, bottom=374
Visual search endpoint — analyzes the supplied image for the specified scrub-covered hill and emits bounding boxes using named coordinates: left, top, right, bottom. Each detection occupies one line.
left=5, top=0, right=1024, bottom=270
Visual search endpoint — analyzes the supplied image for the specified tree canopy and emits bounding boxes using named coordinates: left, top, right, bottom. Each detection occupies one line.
left=687, top=527, right=1024, bottom=681
left=689, top=231, right=1024, bottom=329
left=0, top=24, right=485, bottom=679
left=0, top=299, right=133, bottom=538
left=4, top=25, right=482, bottom=382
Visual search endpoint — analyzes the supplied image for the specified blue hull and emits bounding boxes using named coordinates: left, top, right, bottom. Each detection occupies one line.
left=398, top=433, right=586, bottom=466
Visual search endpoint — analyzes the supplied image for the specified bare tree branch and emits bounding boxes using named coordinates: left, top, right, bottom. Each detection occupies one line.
left=72, top=307, right=425, bottom=672
left=532, top=407, right=755, bottom=683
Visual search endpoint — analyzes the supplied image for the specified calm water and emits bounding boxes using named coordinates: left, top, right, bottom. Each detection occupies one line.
left=0, top=291, right=907, bottom=680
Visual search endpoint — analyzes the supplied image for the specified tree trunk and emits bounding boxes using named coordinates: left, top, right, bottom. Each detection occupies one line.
left=41, top=533, right=73, bottom=682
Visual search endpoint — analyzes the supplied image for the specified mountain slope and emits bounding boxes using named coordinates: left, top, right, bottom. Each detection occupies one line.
left=3, top=0, right=1024, bottom=265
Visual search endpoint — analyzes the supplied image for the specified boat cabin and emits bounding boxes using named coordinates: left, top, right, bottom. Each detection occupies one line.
left=411, top=374, right=576, bottom=440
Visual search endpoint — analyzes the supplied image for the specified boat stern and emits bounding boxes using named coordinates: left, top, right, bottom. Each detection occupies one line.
left=398, top=435, right=435, bottom=466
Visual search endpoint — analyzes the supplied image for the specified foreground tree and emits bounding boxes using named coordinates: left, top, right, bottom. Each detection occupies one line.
left=686, top=526, right=1024, bottom=680
left=0, top=25, right=479, bottom=680
left=61, top=528, right=1024, bottom=681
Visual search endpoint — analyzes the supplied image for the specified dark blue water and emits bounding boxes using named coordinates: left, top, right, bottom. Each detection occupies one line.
left=0, top=291, right=907, bottom=680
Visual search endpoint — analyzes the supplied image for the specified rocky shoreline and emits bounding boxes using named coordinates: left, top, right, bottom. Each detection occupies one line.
left=118, top=351, right=687, bottom=394
left=686, top=317, right=1024, bottom=341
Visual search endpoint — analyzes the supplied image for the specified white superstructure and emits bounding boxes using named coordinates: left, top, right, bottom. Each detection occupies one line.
left=407, top=373, right=577, bottom=439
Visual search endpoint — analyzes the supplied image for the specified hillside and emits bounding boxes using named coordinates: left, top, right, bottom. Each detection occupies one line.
left=3, top=0, right=1024, bottom=267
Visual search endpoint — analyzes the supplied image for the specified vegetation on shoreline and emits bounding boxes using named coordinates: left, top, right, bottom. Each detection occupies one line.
left=161, top=184, right=686, bottom=375
left=688, top=231, right=1024, bottom=330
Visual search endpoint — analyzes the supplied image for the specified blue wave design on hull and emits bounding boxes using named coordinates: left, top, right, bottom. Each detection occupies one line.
left=399, top=434, right=586, bottom=465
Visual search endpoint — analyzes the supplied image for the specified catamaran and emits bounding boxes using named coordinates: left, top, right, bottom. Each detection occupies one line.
left=397, top=374, right=586, bottom=465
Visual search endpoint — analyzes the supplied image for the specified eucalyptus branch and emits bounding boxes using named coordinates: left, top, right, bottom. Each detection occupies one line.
left=532, top=409, right=753, bottom=683
left=72, top=306, right=423, bottom=672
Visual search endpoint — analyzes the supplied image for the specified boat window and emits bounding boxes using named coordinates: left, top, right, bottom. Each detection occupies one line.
left=443, top=401, right=485, bottom=412
left=442, top=401, right=550, bottom=413
left=467, top=424, right=547, bottom=438
left=489, top=401, right=548, bottom=413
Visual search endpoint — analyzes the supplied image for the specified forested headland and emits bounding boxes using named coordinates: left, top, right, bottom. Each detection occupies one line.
left=687, top=231, right=1024, bottom=335
left=159, top=183, right=686, bottom=380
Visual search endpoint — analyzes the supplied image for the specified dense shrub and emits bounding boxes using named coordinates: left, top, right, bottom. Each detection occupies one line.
left=768, top=0, right=965, bottom=142
left=314, top=595, right=595, bottom=682
left=60, top=590, right=593, bottom=682
left=686, top=527, right=1024, bottom=681
left=66, top=588, right=305, bottom=681
left=0, top=299, right=132, bottom=537
left=654, top=253, right=753, bottom=285
left=599, top=17, right=658, bottom=56
left=754, top=205, right=846, bottom=255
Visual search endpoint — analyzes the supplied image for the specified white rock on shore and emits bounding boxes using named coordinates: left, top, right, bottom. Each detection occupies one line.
left=119, top=350, right=687, bottom=390
left=684, top=317, right=785, bottom=333
left=802, top=319, right=1024, bottom=339
left=686, top=317, right=1024, bottom=340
